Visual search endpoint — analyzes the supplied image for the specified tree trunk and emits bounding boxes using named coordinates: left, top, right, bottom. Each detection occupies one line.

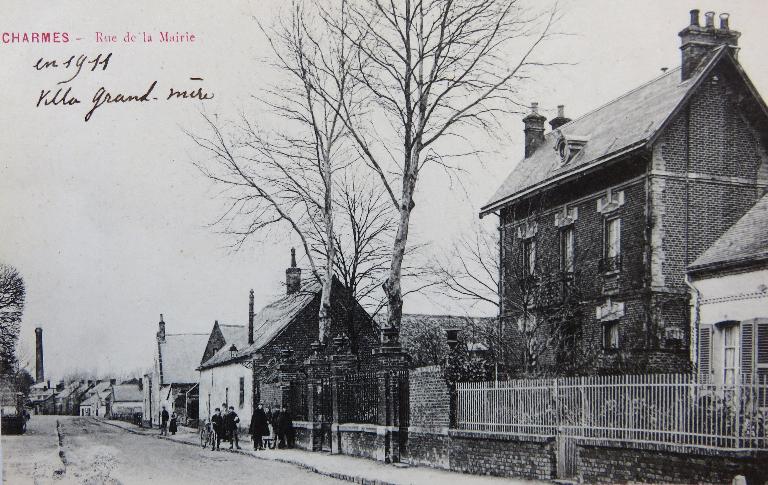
left=384, top=148, right=419, bottom=332
left=318, top=147, right=335, bottom=343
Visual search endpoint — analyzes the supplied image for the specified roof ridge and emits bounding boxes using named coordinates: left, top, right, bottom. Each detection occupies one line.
left=547, top=66, right=683, bottom=134
left=165, top=332, right=208, bottom=336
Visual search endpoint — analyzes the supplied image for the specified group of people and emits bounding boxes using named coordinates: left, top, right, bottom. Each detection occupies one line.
left=249, top=403, right=294, bottom=451
left=161, top=402, right=295, bottom=452
left=209, top=405, right=243, bottom=450
left=159, top=406, right=178, bottom=436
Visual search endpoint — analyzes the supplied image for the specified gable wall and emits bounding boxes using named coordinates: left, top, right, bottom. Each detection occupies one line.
left=200, top=325, right=225, bottom=366
left=652, top=68, right=768, bottom=290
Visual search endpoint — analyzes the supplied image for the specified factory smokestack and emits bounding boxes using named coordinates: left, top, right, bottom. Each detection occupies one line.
left=35, top=327, right=44, bottom=383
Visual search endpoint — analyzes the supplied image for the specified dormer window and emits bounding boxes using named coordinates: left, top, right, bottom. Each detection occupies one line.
left=554, top=131, right=589, bottom=164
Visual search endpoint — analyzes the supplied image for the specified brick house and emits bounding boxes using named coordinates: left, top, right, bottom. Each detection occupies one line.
left=688, top=193, right=768, bottom=385
left=197, top=249, right=379, bottom=429
left=480, top=10, right=768, bottom=375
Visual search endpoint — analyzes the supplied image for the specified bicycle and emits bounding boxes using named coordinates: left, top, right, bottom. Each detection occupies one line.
left=200, top=421, right=217, bottom=449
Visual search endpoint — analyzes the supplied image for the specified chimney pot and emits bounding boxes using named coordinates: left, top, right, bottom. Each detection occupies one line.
left=523, top=102, right=547, bottom=158
left=549, top=104, right=571, bottom=131
left=286, top=248, right=302, bottom=294
left=679, top=10, right=739, bottom=81
left=719, top=13, right=730, bottom=30
left=689, top=9, right=700, bottom=27
left=704, top=11, right=715, bottom=29
left=157, top=314, right=166, bottom=343
left=248, top=289, right=255, bottom=345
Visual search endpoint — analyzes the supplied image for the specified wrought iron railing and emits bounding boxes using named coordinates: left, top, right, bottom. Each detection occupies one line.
left=598, top=255, right=622, bottom=273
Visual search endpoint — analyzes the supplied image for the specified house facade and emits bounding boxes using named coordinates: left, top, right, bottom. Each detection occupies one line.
left=481, top=10, right=768, bottom=375
left=688, top=193, right=768, bottom=385
left=145, top=316, right=207, bottom=426
left=198, top=250, right=379, bottom=429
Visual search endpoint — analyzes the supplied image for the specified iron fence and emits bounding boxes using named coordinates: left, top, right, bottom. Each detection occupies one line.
left=456, top=374, right=768, bottom=451
left=338, top=371, right=379, bottom=424
left=287, top=379, right=308, bottom=421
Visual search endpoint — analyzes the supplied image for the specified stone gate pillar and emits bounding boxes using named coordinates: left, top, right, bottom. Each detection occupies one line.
left=304, top=341, right=329, bottom=451
left=374, top=326, right=410, bottom=463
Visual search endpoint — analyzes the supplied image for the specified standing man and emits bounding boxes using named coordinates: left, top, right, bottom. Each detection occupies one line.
left=225, top=406, right=241, bottom=450
left=249, top=403, right=269, bottom=450
left=160, top=406, right=169, bottom=436
left=210, top=407, right=223, bottom=451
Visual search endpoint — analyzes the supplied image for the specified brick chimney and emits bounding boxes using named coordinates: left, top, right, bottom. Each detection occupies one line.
left=35, top=327, right=44, bottom=383
left=549, top=105, right=571, bottom=131
left=157, top=314, right=166, bottom=343
left=523, top=102, right=547, bottom=158
left=248, top=289, right=255, bottom=344
left=286, top=248, right=301, bottom=295
left=679, top=10, right=740, bottom=81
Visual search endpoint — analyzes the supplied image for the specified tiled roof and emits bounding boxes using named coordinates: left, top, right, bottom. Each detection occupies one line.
left=112, top=384, right=143, bottom=402
left=199, top=281, right=321, bottom=369
left=159, top=333, right=209, bottom=384
left=689, top=193, right=768, bottom=273
left=481, top=49, right=730, bottom=215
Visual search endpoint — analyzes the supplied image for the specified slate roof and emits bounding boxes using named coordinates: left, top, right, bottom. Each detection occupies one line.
left=112, top=384, right=143, bottom=403
left=159, top=333, right=209, bottom=384
left=481, top=48, right=734, bottom=215
left=689, top=193, right=768, bottom=273
left=220, top=324, right=247, bottom=346
left=199, top=281, right=321, bottom=370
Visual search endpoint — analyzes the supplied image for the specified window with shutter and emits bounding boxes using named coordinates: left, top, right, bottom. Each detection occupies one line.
left=741, top=321, right=754, bottom=384
left=755, top=319, right=768, bottom=386
left=699, top=325, right=712, bottom=382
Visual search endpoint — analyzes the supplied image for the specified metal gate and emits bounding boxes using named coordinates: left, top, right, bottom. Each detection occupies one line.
left=315, top=377, right=333, bottom=451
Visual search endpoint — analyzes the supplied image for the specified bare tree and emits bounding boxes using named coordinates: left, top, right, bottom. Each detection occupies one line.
left=189, top=2, right=397, bottom=349
left=309, top=0, right=561, bottom=333
left=0, top=263, right=25, bottom=376
left=428, top=224, right=500, bottom=312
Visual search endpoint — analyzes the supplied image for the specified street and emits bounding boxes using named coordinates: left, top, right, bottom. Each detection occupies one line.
left=2, top=416, right=345, bottom=485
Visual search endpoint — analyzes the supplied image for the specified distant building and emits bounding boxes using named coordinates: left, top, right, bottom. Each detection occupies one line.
left=108, top=383, right=143, bottom=420
left=689, top=193, right=768, bottom=385
left=29, top=380, right=56, bottom=414
left=78, top=380, right=112, bottom=417
left=481, top=10, right=768, bottom=375
left=145, top=315, right=207, bottom=427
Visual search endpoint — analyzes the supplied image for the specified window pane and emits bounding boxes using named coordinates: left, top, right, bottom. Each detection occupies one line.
left=606, top=218, right=621, bottom=258
left=562, top=228, right=574, bottom=272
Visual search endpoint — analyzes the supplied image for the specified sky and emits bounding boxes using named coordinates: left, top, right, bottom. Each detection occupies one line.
left=2, top=0, right=768, bottom=379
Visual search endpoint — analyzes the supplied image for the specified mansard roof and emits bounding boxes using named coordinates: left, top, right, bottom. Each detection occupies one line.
left=689, top=192, right=768, bottom=274
left=481, top=48, right=768, bottom=216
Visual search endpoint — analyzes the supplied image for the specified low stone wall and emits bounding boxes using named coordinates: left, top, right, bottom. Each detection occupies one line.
left=448, top=430, right=556, bottom=480
left=336, top=423, right=382, bottom=460
left=401, top=427, right=450, bottom=468
left=292, top=421, right=318, bottom=451
left=577, top=442, right=768, bottom=485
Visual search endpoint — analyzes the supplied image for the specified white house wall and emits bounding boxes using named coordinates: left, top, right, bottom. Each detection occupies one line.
left=694, top=269, right=768, bottom=324
left=198, top=364, right=252, bottom=431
